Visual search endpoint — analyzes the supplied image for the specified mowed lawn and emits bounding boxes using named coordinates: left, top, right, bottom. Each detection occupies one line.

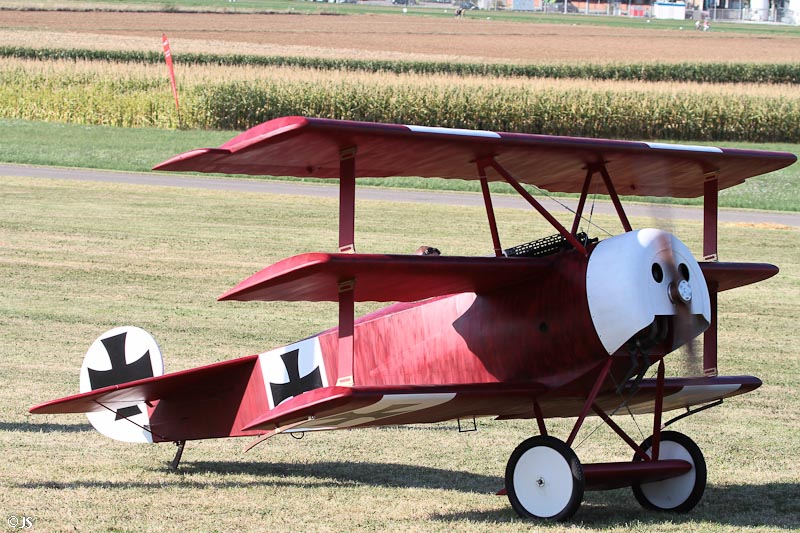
left=1, top=175, right=798, bottom=531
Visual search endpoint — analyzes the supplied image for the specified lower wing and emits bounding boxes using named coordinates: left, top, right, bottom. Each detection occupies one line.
left=32, top=360, right=759, bottom=442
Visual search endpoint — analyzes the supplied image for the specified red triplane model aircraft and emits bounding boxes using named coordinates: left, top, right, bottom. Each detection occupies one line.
left=32, top=116, right=795, bottom=520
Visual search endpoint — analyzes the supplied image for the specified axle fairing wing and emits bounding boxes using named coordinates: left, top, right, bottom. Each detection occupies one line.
left=154, top=116, right=796, bottom=198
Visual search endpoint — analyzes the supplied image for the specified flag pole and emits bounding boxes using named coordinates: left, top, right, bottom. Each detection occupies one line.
left=161, top=34, right=180, bottom=115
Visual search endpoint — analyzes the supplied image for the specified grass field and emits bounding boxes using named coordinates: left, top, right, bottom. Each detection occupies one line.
left=1, top=176, right=799, bottom=531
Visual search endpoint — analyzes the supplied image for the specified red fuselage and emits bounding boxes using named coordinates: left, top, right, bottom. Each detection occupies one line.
left=314, top=250, right=610, bottom=393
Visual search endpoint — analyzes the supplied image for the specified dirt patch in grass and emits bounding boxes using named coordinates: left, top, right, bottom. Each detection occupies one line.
left=2, top=10, right=800, bottom=64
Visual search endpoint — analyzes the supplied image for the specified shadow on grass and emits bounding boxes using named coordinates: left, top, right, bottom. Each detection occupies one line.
left=180, top=459, right=501, bottom=493
left=15, top=460, right=501, bottom=494
left=432, top=483, right=800, bottom=529
left=0, top=421, right=93, bottom=433
left=13, top=454, right=798, bottom=528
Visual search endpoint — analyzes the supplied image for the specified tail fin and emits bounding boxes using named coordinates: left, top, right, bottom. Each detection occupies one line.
left=78, top=326, right=164, bottom=443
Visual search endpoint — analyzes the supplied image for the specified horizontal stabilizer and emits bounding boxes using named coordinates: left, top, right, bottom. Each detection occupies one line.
left=219, top=253, right=554, bottom=302
left=31, top=355, right=258, bottom=415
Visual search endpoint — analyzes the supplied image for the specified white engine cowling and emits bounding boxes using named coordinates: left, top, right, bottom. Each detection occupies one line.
left=586, top=229, right=710, bottom=355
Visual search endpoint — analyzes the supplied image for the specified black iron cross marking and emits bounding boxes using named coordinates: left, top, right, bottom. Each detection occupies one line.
left=269, top=349, right=322, bottom=407
left=87, top=332, right=153, bottom=420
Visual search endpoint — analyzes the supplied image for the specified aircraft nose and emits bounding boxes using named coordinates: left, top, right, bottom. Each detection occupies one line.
left=586, top=229, right=711, bottom=355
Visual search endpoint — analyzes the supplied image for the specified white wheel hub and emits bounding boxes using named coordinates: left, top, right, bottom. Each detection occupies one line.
left=512, top=445, right=575, bottom=518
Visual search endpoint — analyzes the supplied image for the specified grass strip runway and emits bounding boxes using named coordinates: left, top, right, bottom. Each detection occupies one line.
left=1, top=175, right=798, bottom=531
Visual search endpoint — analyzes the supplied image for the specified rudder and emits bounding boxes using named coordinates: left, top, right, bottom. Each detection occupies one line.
left=78, top=326, right=164, bottom=443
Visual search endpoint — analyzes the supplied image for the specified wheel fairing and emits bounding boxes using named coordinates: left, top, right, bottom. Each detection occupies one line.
left=632, top=431, right=707, bottom=513
left=638, top=441, right=696, bottom=508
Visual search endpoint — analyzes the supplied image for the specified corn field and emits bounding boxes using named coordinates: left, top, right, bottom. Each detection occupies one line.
left=1, top=55, right=799, bottom=142
left=3, top=46, right=800, bottom=85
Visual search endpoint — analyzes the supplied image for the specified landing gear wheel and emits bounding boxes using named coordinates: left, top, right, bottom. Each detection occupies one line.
left=505, top=435, right=584, bottom=521
left=632, top=430, right=707, bottom=513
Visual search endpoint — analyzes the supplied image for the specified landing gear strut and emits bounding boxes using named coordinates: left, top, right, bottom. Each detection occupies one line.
left=505, top=359, right=707, bottom=520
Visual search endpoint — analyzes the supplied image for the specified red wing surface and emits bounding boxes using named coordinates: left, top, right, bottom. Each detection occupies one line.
left=219, top=253, right=554, bottom=302
left=699, top=262, right=779, bottom=292
left=154, top=116, right=796, bottom=198
left=30, top=356, right=259, bottom=415
left=32, top=361, right=759, bottom=440
left=244, top=376, right=760, bottom=432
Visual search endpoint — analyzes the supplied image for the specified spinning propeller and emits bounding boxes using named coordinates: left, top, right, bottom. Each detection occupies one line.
left=656, top=231, right=704, bottom=377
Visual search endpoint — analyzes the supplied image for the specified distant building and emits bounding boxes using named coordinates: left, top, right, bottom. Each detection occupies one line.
left=500, top=0, right=796, bottom=22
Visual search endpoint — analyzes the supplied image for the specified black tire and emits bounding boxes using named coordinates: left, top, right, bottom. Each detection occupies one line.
left=631, top=430, right=707, bottom=513
left=505, top=435, right=584, bottom=521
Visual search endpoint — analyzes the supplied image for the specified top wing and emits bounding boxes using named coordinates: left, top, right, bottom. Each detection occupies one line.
left=153, top=116, right=796, bottom=198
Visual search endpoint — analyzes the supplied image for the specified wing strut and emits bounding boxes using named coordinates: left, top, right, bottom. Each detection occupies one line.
left=481, top=157, right=588, bottom=256
left=337, top=148, right=357, bottom=386
left=595, top=163, right=632, bottom=232
left=570, top=163, right=634, bottom=234
left=339, top=148, right=357, bottom=253
left=703, top=171, right=719, bottom=261
left=476, top=161, right=503, bottom=257
left=570, top=167, right=595, bottom=235
left=703, top=171, right=720, bottom=376
left=337, top=279, right=355, bottom=386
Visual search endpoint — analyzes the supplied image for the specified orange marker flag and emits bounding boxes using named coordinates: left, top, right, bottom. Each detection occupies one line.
left=161, top=33, right=179, bottom=111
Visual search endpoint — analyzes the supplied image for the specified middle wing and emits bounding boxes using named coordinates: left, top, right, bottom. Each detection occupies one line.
left=219, top=253, right=555, bottom=302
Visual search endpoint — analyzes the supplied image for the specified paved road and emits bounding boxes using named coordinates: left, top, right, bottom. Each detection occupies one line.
left=3, top=163, right=798, bottom=228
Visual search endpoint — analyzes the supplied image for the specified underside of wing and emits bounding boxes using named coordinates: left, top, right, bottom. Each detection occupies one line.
left=219, top=253, right=555, bottom=302
left=242, top=376, right=761, bottom=433
left=533, top=375, right=762, bottom=419
left=153, top=116, right=796, bottom=198
left=241, top=383, right=549, bottom=432
left=32, top=368, right=760, bottom=441
left=609, top=375, right=762, bottom=415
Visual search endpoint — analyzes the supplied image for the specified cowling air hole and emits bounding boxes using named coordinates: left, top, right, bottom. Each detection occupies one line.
left=652, top=263, right=664, bottom=283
